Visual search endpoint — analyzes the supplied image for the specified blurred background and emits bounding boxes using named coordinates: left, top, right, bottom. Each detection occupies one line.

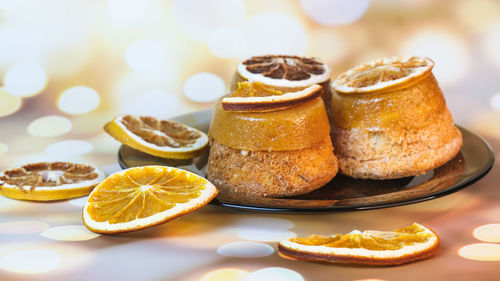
left=1, top=0, right=500, bottom=169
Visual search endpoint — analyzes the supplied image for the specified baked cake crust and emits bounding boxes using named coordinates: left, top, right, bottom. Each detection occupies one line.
left=206, top=137, right=338, bottom=199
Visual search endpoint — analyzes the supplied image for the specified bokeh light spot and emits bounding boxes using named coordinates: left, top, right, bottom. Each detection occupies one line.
left=41, top=225, right=100, bottom=241
left=244, top=12, right=308, bottom=56
left=233, top=218, right=294, bottom=230
left=490, top=93, right=500, bottom=111
left=27, top=115, right=72, bottom=138
left=123, top=90, right=181, bottom=118
left=217, top=242, right=274, bottom=258
left=173, top=0, right=246, bottom=41
left=184, top=72, right=226, bottom=103
left=299, top=0, right=370, bottom=26
left=482, top=22, right=500, bottom=70
left=400, top=28, right=469, bottom=86
left=4, top=63, right=48, bottom=97
left=238, top=229, right=296, bottom=242
left=125, top=40, right=168, bottom=73
left=0, top=221, right=50, bottom=235
left=0, top=249, right=61, bottom=274
left=473, top=224, right=500, bottom=243
left=0, top=88, right=22, bottom=117
left=244, top=267, right=304, bottom=281
left=58, top=86, right=100, bottom=115
left=45, top=140, right=92, bottom=157
left=0, top=143, right=8, bottom=155
left=201, top=268, right=249, bottom=281
left=107, top=0, right=149, bottom=25
left=208, top=26, right=246, bottom=59
left=458, top=243, right=500, bottom=261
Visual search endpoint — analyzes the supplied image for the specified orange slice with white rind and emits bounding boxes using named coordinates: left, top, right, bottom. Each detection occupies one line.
left=104, top=115, right=208, bottom=159
left=333, top=56, right=434, bottom=94
left=278, top=223, right=439, bottom=266
left=82, top=166, right=217, bottom=234
left=222, top=82, right=323, bottom=111
left=237, top=55, right=331, bottom=88
left=0, top=162, right=105, bottom=201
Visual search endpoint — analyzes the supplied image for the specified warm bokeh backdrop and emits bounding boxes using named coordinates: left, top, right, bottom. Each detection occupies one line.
left=1, top=0, right=500, bottom=168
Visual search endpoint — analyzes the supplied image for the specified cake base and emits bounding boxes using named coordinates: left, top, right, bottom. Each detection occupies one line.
left=333, top=126, right=462, bottom=179
left=206, top=137, right=338, bottom=199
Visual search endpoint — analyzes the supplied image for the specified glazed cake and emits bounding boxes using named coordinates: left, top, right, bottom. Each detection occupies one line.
left=330, top=56, right=462, bottom=179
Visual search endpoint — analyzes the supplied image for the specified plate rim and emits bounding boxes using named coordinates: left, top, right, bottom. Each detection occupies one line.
left=118, top=110, right=495, bottom=213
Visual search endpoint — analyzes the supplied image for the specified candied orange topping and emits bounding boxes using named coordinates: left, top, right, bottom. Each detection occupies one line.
left=231, top=82, right=283, bottom=97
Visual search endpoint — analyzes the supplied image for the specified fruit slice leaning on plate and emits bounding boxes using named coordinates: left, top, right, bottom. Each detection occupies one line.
left=0, top=162, right=105, bottom=201
left=278, top=223, right=439, bottom=266
left=83, top=166, right=218, bottom=234
left=222, top=82, right=323, bottom=111
left=104, top=115, right=208, bottom=159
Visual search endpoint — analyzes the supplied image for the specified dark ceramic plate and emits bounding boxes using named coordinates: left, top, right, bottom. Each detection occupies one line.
left=118, top=109, right=494, bottom=212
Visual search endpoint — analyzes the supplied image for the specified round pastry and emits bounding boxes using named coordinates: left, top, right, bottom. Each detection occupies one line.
left=232, top=55, right=332, bottom=110
left=207, top=82, right=338, bottom=200
left=330, top=56, right=462, bottom=179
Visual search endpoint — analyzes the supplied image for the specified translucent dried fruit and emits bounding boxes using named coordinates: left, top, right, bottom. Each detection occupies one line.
left=333, top=56, right=434, bottom=94
left=83, top=166, right=217, bottom=234
left=104, top=115, right=208, bottom=159
left=236, top=55, right=331, bottom=89
left=222, top=83, right=323, bottom=112
left=0, top=162, right=105, bottom=201
left=278, top=223, right=439, bottom=266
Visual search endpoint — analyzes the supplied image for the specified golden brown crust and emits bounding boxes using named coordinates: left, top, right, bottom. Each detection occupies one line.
left=277, top=241, right=439, bottom=266
left=206, top=137, right=338, bottom=198
left=333, top=125, right=462, bottom=179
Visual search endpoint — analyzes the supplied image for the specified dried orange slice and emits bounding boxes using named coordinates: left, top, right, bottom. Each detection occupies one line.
left=278, top=223, right=439, bottom=265
left=222, top=82, right=323, bottom=111
left=82, top=166, right=217, bottom=234
left=237, top=55, right=331, bottom=88
left=333, top=56, right=434, bottom=94
left=0, top=162, right=105, bottom=201
left=104, top=115, right=208, bottom=159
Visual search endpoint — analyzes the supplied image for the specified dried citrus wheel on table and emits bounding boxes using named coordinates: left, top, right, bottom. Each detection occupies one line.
left=82, top=166, right=218, bottom=234
left=333, top=56, right=434, bottom=94
left=104, top=115, right=208, bottom=159
left=222, top=82, right=323, bottom=111
left=278, top=223, right=439, bottom=266
left=0, top=162, right=105, bottom=201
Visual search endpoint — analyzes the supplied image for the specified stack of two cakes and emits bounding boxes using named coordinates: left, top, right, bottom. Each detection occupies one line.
left=207, top=55, right=338, bottom=201
left=207, top=55, right=462, bottom=201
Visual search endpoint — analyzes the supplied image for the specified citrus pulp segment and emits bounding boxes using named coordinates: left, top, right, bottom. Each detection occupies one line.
left=82, top=166, right=218, bottom=234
